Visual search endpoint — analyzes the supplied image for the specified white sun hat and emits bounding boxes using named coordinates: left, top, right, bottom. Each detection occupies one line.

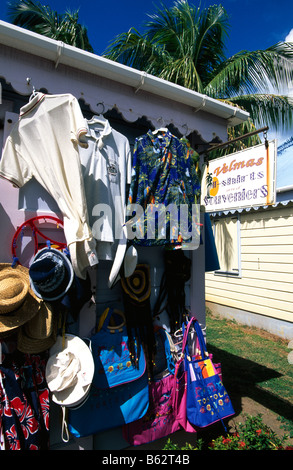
left=45, top=334, right=94, bottom=408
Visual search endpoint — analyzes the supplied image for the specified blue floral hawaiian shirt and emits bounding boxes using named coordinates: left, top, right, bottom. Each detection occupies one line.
left=126, top=130, right=201, bottom=247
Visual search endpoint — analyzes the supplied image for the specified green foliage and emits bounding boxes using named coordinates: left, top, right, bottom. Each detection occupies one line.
left=163, top=414, right=292, bottom=450
left=208, top=414, right=290, bottom=450
left=163, top=437, right=203, bottom=450
left=7, top=0, right=94, bottom=52
left=104, top=0, right=293, bottom=144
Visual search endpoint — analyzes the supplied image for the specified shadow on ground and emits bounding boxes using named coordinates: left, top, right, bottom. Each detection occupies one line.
left=208, top=345, right=293, bottom=424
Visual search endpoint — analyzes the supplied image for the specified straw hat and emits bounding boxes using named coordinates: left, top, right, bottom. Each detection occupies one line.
left=45, top=334, right=94, bottom=408
left=17, top=305, right=57, bottom=354
left=29, top=247, right=74, bottom=301
left=0, top=263, right=43, bottom=336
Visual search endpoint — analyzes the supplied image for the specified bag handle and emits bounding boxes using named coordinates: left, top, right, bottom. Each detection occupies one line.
left=182, top=316, right=209, bottom=360
left=97, top=308, right=126, bottom=333
left=154, top=326, right=175, bottom=374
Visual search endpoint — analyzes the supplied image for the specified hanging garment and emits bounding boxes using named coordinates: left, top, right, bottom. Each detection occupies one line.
left=126, top=129, right=201, bottom=247
left=79, top=116, right=132, bottom=261
left=0, top=351, right=50, bottom=450
left=0, top=93, right=98, bottom=279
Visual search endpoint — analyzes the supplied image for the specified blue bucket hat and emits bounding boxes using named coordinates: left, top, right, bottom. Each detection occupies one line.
left=29, top=247, right=74, bottom=301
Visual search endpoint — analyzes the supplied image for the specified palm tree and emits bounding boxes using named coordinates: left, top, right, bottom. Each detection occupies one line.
left=7, top=0, right=94, bottom=52
left=104, top=0, right=293, bottom=154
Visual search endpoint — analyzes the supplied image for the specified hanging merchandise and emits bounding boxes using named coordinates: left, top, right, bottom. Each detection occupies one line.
left=180, top=137, right=201, bottom=187
left=0, top=352, right=50, bottom=450
left=182, top=317, right=235, bottom=430
left=0, top=93, right=98, bottom=280
left=68, top=308, right=149, bottom=438
left=45, top=334, right=95, bottom=442
left=126, top=129, right=201, bottom=248
left=204, top=213, right=220, bottom=272
left=120, top=264, right=156, bottom=377
left=122, top=326, right=196, bottom=446
left=0, top=263, right=49, bottom=339
left=153, top=250, right=191, bottom=334
left=79, top=115, right=132, bottom=266
left=11, top=216, right=66, bottom=267
left=29, top=247, right=74, bottom=302
left=17, top=303, right=57, bottom=354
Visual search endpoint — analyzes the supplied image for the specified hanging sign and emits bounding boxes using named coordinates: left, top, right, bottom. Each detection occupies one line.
left=202, top=140, right=276, bottom=212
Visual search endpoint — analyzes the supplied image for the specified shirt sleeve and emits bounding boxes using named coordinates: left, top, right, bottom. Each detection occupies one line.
left=0, top=136, right=32, bottom=188
left=126, top=139, right=132, bottom=185
left=69, top=95, right=89, bottom=148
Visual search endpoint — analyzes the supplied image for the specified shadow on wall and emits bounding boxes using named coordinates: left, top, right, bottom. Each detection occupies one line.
left=0, top=202, right=16, bottom=264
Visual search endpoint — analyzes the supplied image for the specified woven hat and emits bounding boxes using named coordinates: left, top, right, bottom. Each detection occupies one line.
left=0, top=263, right=42, bottom=336
left=121, top=264, right=151, bottom=303
left=29, top=247, right=74, bottom=301
left=17, top=305, right=57, bottom=354
left=45, top=334, right=94, bottom=408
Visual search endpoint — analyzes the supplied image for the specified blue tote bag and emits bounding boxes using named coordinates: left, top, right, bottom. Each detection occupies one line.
left=68, top=308, right=149, bottom=438
left=183, top=317, right=235, bottom=429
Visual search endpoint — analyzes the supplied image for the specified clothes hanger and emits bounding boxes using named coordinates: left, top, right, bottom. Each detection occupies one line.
left=29, top=86, right=38, bottom=102
left=153, top=127, right=168, bottom=135
left=87, top=114, right=108, bottom=127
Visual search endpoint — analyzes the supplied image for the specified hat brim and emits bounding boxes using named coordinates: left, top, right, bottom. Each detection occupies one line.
left=17, top=307, right=57, bottom=354
left=0, top=263, right=43, bottom=336
left=46, top=334, right=94, bottom=407
left=29, top=248, right=74, bottom=301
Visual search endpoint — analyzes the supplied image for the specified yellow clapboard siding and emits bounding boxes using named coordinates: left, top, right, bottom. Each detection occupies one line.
left=241, top=253, right=293, bottom=263
left=205, top=293, right=293, bottom=323
left=208, top=205, right=293, bottom=324
left=205, top=285, right=293, bottom=313
left=241, top=226, right=293, bottom=237
left=240, top=269, right=293, bottom=283
left=206, top=274, right=293, bottom=294
left=241, top=261, right=293, bottom=273
left=241, top=244, right=293, bottom=254
left=241, top=235, right=293, bottom=246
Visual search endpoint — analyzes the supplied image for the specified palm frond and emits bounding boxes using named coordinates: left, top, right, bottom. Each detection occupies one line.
left=7, top=0, right=93, bottom=51
left=228, top=93, right=293, bottom=132
left=206, top=42, right=293, bottom=98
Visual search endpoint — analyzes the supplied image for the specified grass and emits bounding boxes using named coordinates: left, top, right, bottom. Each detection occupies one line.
left=205, top=309, right=293, bottom=436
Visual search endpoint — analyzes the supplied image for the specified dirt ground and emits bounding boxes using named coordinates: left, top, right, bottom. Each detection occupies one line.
left=127, top=394, right=293, bottom=450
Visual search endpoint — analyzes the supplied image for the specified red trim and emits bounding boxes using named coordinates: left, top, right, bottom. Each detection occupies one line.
left=20, top=94, right=45, bottom=118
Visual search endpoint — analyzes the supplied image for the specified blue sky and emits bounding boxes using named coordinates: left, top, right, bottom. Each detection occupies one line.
left=0, top=0, right=292, bottom=57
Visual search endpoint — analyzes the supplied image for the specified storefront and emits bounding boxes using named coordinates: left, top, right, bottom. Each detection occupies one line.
left=0, top=20, right=248, bottom=450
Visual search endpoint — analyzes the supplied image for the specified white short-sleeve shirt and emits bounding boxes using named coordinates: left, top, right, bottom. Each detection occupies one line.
left=0, top=93, right=98, bottom=278
left=79, top=117, right=132, bottom=260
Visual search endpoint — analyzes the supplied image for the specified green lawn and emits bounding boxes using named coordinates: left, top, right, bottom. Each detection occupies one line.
left=205, top=310, right=293, bottom=429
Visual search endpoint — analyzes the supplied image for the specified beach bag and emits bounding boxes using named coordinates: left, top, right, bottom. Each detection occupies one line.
left=122, top=327, right=196, bottom=446
left=68, top=308, right=149, bottom=438
left=183, top=317, right=234, bottom=429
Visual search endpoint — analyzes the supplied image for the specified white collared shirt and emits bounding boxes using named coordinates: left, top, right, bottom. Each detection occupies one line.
left=79, top=117, right=131, bottom=260
left=0, top=93, right=98, bottom=278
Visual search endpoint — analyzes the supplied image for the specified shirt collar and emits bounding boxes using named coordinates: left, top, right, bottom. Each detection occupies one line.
left=147, top=129, right=172, bottom=149
left=20, top=93, right=45, bottom=118
left=87, top=117, right=112, bottom=150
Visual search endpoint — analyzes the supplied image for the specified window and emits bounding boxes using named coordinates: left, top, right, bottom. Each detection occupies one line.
left=213, top=216, right=241, bottom=276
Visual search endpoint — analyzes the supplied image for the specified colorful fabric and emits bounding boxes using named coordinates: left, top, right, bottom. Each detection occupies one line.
left=0, top=352, right=49, bottom=450
left=127, top=130, right=201, bottom=247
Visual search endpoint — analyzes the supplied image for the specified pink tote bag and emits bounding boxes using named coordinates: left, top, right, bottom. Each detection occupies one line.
left=122, top=358, right=196, bottom=446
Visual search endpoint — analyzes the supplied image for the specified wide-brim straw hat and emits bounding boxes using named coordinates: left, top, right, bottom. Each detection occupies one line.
left=17, top=305, right=57, bottom=354
left=0, top=263, right=43, bottom=336
left=45, top=334, right=94, bottom=408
